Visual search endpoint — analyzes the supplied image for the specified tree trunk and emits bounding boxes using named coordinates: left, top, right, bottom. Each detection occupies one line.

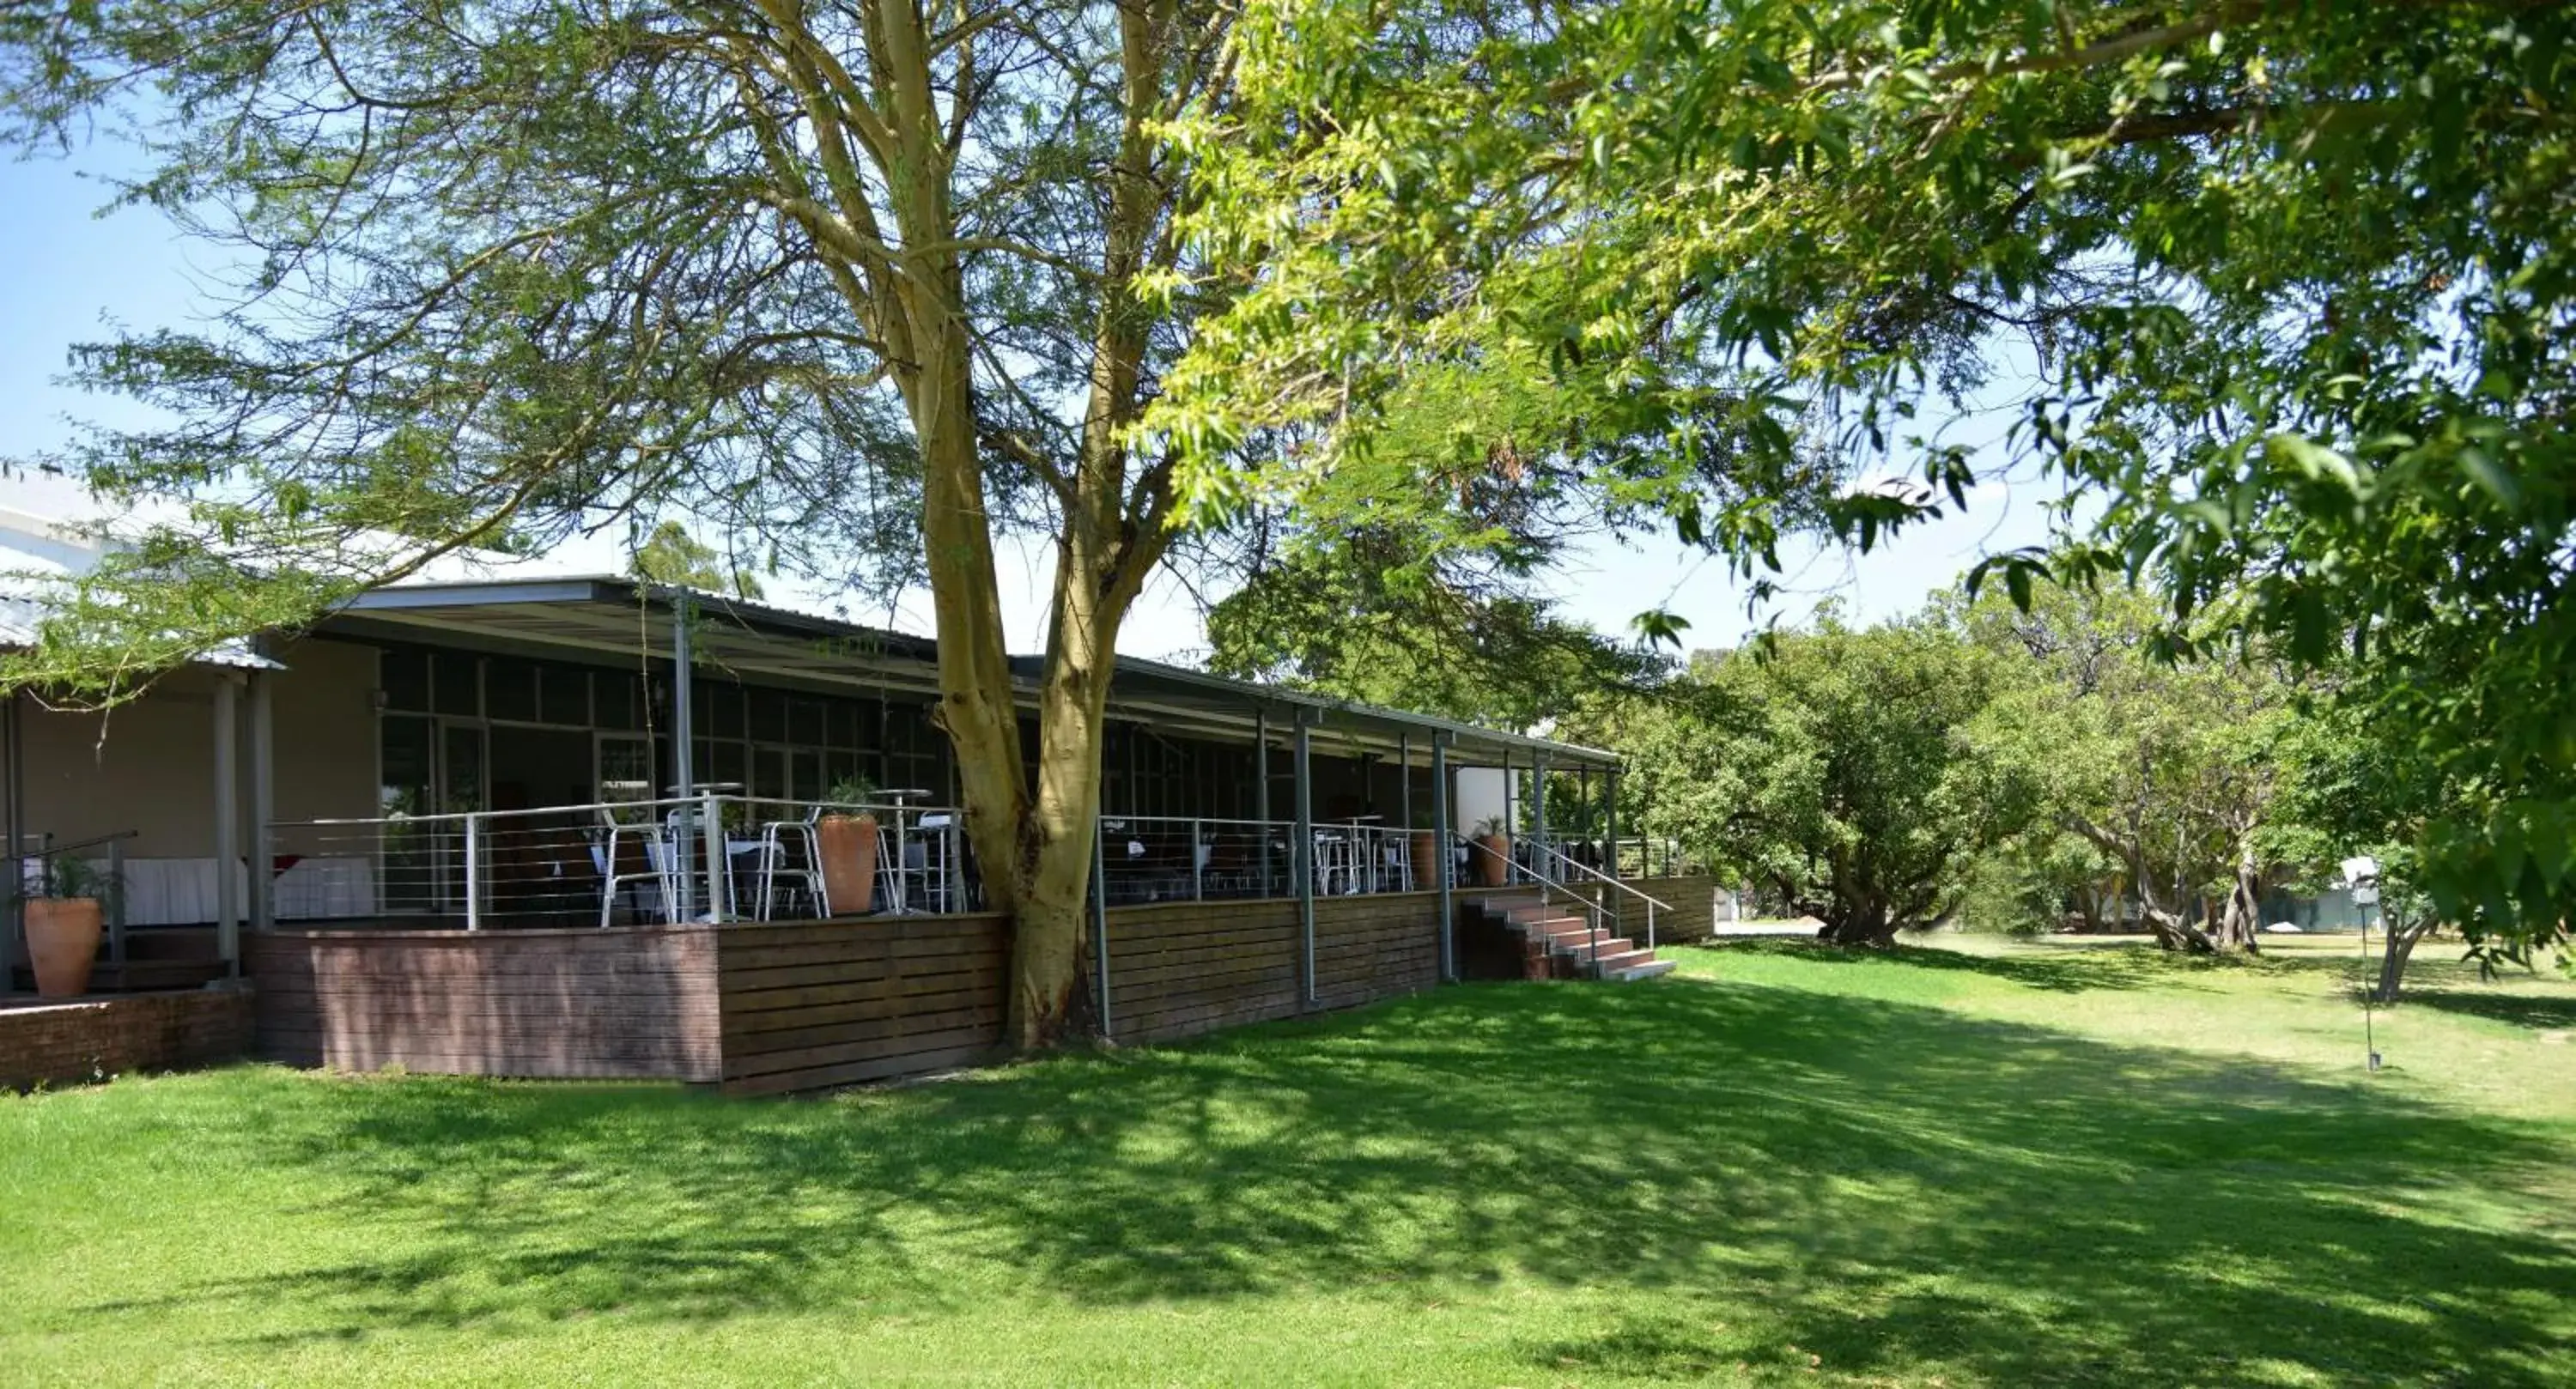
left=2066, top=815, right=2221, bottom=953
left=2373, top=918, right=2432, bottom=1003
left=848, top=0, right=1185, bottom=1050
left=1820, top=897, right=1898, bottom=949
left=2214, top=849, right=2264, bottom=955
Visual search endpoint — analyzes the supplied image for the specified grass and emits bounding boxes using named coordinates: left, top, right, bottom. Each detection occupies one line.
left=3, top=935, right=2572, bottom=1386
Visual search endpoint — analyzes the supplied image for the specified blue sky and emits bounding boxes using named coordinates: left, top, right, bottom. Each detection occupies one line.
left=0, top=145, right=2075, bottom=661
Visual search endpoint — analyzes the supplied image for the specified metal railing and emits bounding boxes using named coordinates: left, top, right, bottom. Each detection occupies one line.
left=1523, top=836, right=1674, bottom=950
left=1460, top=831, right=1616, bottom=969
left=264, top=794, right=974, bottom=930
left=1095, top=816, right=1460, bottom=907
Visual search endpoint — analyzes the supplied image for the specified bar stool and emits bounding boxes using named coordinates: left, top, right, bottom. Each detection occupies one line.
left=1313, top=831, right=1358, bottom=895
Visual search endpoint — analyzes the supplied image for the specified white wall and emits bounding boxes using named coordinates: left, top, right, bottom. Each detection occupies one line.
left=1453, top=767, right=1509, bottom=835
left=8, top=637, right=381, bottom=924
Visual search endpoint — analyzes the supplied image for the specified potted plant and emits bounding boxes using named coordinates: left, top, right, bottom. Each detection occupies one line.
left=817, top=775, right=882, bottom=916
left=21, top=857, right=116, bottom=998
left=1469, top=816, right=1513, bottom=888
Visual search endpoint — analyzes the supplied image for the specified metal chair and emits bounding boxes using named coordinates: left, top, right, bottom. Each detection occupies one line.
left=756, top=808, right=829, bottom=920
left=593, top=810, right=677, bottom=928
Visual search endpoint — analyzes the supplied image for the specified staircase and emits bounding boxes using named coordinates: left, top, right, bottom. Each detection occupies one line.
left=1466, top=889, right=1678, bottom=982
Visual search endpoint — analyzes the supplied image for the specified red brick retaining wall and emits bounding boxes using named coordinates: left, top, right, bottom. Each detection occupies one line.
left=0, top=988, right=254, bottom=1090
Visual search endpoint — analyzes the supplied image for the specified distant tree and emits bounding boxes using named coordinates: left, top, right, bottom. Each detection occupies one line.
left=1629, top=616, right=2021, bottom=947
left=2267, top=707, right=2448, bottom=1002
left=1961, top=580, right=2296, bottom=954
left=1206, top=538, right=1658, bottom=729
left=629, top=522, right=762, bottom=602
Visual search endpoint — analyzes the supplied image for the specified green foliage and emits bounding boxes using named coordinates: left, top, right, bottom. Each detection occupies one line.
left=1959, top=576, right=2300, bottom=951
left=1169, top=0, right=2576, bottom=949
left=1206, top=537, right=1658, bottom=728
left=1612, top=612, right=2022, bottom=944
left=629, top=521, right=762, bottom=601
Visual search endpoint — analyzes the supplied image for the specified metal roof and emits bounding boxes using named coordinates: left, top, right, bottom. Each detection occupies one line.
left=340, top=576, right=1619, bottom=768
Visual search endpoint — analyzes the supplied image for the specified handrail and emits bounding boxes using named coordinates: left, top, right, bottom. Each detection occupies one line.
left=281, top=794, right=960, bottom=829
left=1523, top=838, right=1673, bottom=912
left=1461, top=832, right=1612, bottom=968
left=1522, top=837, right=1672, bottom=954
left=23, top=828, right=140, bottom=858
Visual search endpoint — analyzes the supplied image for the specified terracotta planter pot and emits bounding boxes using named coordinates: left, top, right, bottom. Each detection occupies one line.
left=1474, top=834, right=1512, bottom=888
left=1407, top=831, right=1439, bottom=892
left=816, top=814, right=880, bottom=917
left=27, top=896, right=103, bottom=998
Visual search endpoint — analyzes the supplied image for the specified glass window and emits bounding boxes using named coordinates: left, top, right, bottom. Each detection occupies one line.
left=539, top=664, right=589, bottom=727
left=748, top=688, right=788, bottom=743
left=380, top=647, right=430, bottom=713
left=598, top=734, right=653, bottom=803
left=703, top=737, right=748, bottom=790
left=431, top=653, right=479, bottom=718
left=379, top=714, right=434, bottom=817
left=706, top=682, right=744, bottom=739
left=787, top=697, right=824, bottom=747
left=484, top=658, right=538, bottom=723
left=594, top=672, right=638, bottom=731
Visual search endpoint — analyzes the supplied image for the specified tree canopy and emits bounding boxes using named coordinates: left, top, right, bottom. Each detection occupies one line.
left=1606, top=614, right=2019, bottom=947
left=1164, top=0, right=2576, bottom=950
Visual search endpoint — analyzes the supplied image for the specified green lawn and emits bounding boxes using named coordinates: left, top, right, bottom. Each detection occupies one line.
left=4, top=936, right=2572, bottom=1386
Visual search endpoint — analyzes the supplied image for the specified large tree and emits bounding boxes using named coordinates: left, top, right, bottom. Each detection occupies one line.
left=1623, top=616, right=2020, bottom=947
left=1961, top=579, right=2298, bottom=954
left=2, top=0, right=1236, bottom=1045
left=0, top=0, right=1847, bottom=1046
left=1164, top=0, right=2576, bottom=957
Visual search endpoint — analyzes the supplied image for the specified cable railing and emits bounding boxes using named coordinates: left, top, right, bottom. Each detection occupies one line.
left=264, top=793, right=975, bottom=930
left=1095, top=815, right=1466, bottom=906
left=256, top=793, right=1680, bottom=931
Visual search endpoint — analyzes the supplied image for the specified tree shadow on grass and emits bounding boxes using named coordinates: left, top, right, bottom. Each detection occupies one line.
left=86, top=976, right=2576, bottom=1386
left=1709, top=934, right=2198, bottom=993
left=2401, top=986, right=2576, bottom=1033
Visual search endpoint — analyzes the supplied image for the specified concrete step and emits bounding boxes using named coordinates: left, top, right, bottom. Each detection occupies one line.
left=1603, top=958, right=1680, bottom=982
left=1580, top=947, right=1656, bottom=973
left=1550, top=934, right=1634, bottom=959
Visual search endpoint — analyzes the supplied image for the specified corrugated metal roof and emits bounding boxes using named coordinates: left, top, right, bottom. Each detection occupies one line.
left=0, top=593, right=280, bottom=670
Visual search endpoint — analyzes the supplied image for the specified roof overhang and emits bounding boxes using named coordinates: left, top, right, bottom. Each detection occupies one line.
left=330, top=576, right=1619, bottom=770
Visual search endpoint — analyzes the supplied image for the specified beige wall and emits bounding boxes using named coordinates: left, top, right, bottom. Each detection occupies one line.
left=11, top=637, right=380, bottom=861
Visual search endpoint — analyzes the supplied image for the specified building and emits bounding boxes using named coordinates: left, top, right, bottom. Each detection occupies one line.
left=1, top=472, right=1708, bottom=1092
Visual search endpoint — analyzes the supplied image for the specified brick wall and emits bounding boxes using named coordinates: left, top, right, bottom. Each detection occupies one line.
left=0, top=988, right=254, bottom=1091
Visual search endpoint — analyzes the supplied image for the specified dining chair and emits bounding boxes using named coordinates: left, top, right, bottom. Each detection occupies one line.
left=756, top=806, right=829, bottom=920
left=593, top=809, right=676, bottom=929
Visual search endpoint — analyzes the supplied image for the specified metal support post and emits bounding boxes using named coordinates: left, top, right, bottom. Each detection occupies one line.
left=463, top=812, right=483, bottom=931
left=702, top=790, right=726, bottom=922
left=1433, top=736, right=1454, bottom=982
left=213, top=675, right=240, bottom=974
left=1294, top=716, right=1315, bottom=1006
left=1093, top=813, right=1111, bottom=1036
left=671, top=588, right=697, bottom=920
left=1254, top=710, right=1272, bottom=896
left=249, top=669, right=276, bottom=934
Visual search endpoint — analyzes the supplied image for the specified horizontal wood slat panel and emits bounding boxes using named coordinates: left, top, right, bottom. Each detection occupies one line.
left=251, top=889, right=1452, bottom=1095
